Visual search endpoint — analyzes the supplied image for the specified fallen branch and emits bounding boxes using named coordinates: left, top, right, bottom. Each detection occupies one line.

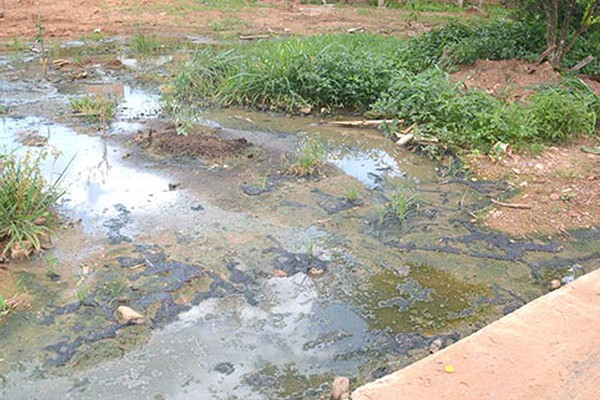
left=491, top=199, right=532, bottom=209
left=567, top=55, right=595, bottom=74
left=395, top=133, right=414, bottom=146
left=325, top=119, right=394, bottom=127
left=239, top=34, right=271, bottom=40
left=535, top=44, right=556, bottom=65
left=347, top=27, right=364, bottom=34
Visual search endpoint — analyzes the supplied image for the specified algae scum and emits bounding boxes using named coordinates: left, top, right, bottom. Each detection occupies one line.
left=1, top=43, right=599, bottom=400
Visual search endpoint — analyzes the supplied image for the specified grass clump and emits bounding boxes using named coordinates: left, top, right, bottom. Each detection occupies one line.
left=130, top=33, right=163, bottom=58
left=288, top=139, right=327, bottom=176
left=0, top=151, right=65, bottom=259
left=170, top=34, right=406, bottom=111
left=389, top=191, right=419, bottom=223
left=0, top=294, right=9, bottom=317
left=69, top=95, right=118, bottom=125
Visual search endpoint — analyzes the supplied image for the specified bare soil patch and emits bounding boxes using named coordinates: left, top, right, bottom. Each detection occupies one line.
left=136, top=124, right=253, bottom=160
left=451, top=60, right=561, bottom=101
left=0, top=0, right=463, bottom=41
left=470, top=140, right=600, bottom=235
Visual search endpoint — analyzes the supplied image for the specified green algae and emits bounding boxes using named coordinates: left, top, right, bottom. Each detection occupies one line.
left=361, top=264, right=493, bottom=335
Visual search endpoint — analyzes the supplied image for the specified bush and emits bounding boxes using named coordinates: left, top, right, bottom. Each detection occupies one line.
left=528, top=86, right=598, bottom=143
left=0, top=151, right=65, bottom=258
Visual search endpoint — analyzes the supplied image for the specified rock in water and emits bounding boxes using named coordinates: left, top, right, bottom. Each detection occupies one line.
left=331, top=376, right=350, bottom=400
left=116, top=306, right=145, bottom=324
left=429, top=338, right=443, bottom=354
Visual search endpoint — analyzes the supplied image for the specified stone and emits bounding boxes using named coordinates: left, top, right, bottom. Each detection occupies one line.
left=116, top=306, right=145, bottom=324
left=308, top=267, right=325, bottom=277
left=549, top=193, right=560, bottom=201
left=331, top=376, right=350, bottom=400
left=272, top=269, right=288, bottom=278
left=550, top=279, right=561, bottom=290
left=429, top=338, right=443, bottom=354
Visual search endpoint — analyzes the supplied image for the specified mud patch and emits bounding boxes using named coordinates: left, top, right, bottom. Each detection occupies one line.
left=136, top=123, right=253, bottom=160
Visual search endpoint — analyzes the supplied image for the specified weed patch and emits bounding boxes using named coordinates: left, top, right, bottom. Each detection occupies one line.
left=288, top=139, right=326, bottom=177
left=130, top=33, right=163, bottom=58
left=69, top=95, right=118, bottom=126
left=0, top=294, right=10, bottom=317
left=0, top=151, right=66, bottom=259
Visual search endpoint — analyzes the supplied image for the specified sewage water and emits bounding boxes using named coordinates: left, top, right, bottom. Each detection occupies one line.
left=0, top=116, right=176, bottom=235
left=1, top=56, right=599, bottom=400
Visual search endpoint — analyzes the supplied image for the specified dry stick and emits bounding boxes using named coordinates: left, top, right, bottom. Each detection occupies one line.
left=239, top=34, right=271, bottom=40
left=491, top=199, right=532, bottom=210
left=567, top=55, right=595, bottom=73
left=535, top=44, right=556, bottom=65
left=325, top=119, right=394, bottom=127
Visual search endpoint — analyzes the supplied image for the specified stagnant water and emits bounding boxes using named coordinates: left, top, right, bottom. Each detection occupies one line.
left=0, top=52, right=599, bottom=400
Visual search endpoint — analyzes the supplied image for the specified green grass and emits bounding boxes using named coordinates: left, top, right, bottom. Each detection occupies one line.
left=288, top=139, right=327, bottom=176
left=343, top=183, right=361, bottom=202
left=0, top=294, right=9, bottom=317
left=130, top=33, right=163, bottom=58
left=168, top=20, right=600, bottom=156
left=69, top=95, right=118, bottom=125
left=389, top=190, right=419, bottom=223
left=0, top=151, right=66, bottom=258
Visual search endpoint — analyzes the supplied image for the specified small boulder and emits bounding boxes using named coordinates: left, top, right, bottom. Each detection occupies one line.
left=429, top=338, right=443, bottom=354
left=550, top=279, right=561, bottom=290
left=331, top=376, right=350, bottom=400
left=116, top=306, right=145, bottom=324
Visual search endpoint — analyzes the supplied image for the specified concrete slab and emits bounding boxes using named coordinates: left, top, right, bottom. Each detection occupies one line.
left=353, top=268, right=600, bottom=400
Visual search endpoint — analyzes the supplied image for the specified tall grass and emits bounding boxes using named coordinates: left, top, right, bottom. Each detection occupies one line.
left=0, top=151, right=66, bottom=258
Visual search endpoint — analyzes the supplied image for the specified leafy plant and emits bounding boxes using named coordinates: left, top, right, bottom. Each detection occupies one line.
left=528, top=85, right=597, bottom=142
left=0, top=151, right=66, bottom=258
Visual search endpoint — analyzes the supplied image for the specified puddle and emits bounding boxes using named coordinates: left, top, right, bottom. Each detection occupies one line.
left=327, top=147, right=405, bottom=189
left=0, top=116, right=176, bottom=233
left=119, top=55, right=173, bottom=70
left=1, top=274, right=372, bottom=399
left=60, top=83, right=162, bottom=133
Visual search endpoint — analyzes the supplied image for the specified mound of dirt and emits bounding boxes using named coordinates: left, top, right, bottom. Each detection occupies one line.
left=451, top=60, right=561, bottom=101
left=137, top=124, right=252, bottom=160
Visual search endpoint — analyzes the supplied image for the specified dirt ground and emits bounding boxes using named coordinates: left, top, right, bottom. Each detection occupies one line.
left=0, top=0, right=478, bottom=41
left=471, top=143, right=600, bottom=236
left=453, top=60, right=600, bottom=236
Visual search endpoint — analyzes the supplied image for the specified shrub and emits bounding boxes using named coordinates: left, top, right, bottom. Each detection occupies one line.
left=528, top=86, right=598, bottom=143
left=0, top=151, right=66, bottom=258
